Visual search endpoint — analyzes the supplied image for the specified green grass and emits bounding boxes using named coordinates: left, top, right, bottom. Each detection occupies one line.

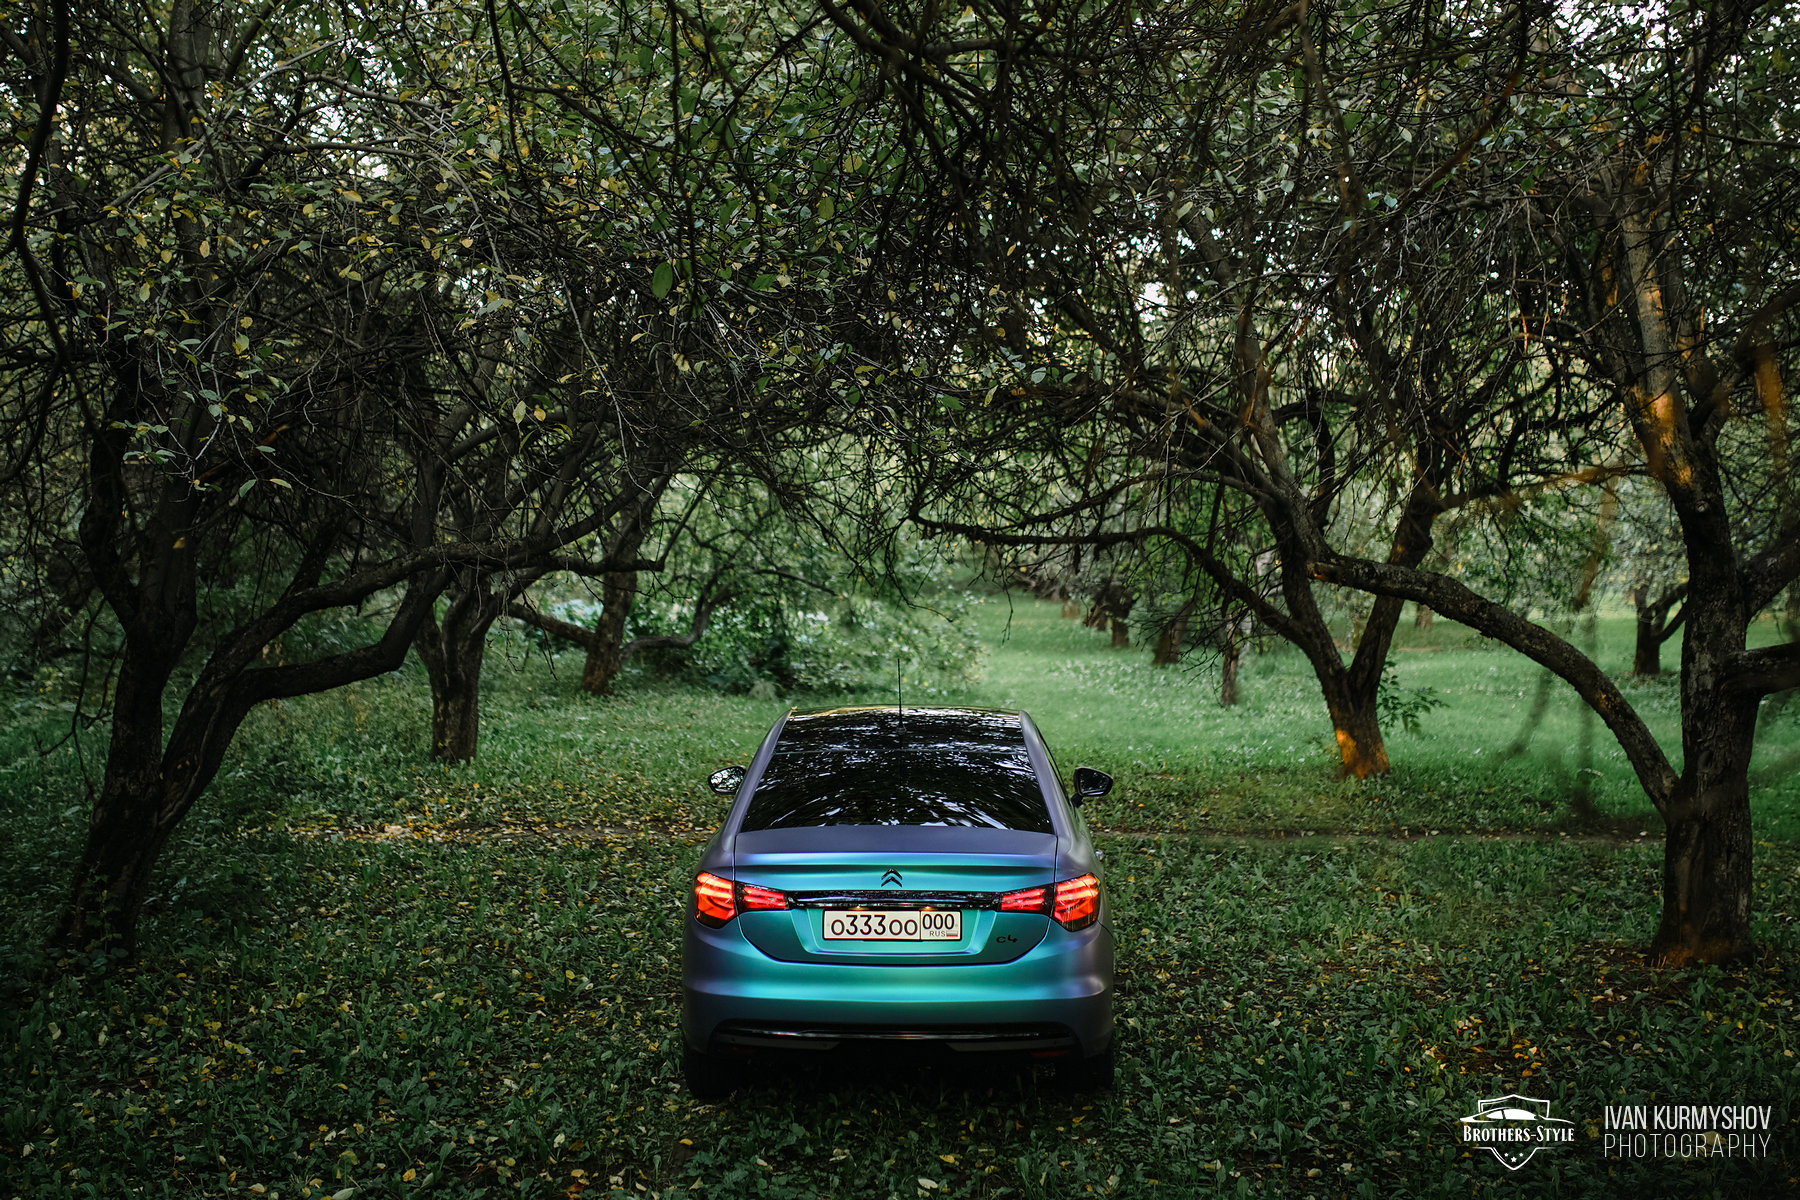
left=3, top=600, right=1798, bottom=1198
left=968, top=595, right=1800, bottom=840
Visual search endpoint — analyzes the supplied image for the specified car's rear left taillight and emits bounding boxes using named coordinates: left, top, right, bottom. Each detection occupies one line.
left=998, top=874, right=1101, bottom=930
left=694, top=871, right=736, bottom=925
left=739, top=882, right=788, bottom=911
left=694, top=873, right=789, bottom=926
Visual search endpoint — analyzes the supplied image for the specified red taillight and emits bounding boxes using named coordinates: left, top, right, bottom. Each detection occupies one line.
left=694, top=872, right=736, bottom=925
left=1000, top=885, right=1049, bottom=913
left=1053, top=874, right=1100, bottom=930
left=740, top=882, right=788, bottom=911
left=694, top=873, right=788, bottom=925
left=999, top=876, right=1100, bottom=929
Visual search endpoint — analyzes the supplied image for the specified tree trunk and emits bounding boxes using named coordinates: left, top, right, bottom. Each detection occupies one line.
left=1281, top=583, right=1395, bottom=777
left=1322, top=675, right=1388, bottom=778
left=1061, top=600, right=1082, bottom=618
left=1152, top=602, right=1191, bottom=666
left=55, top=574, right=440, bottom=954
left=1651, top=693, right=1758, bottom=965
left=1083, top=576, right=1133, bottom=641
left=415, top=583, right=503, bottom=762
left=1265, top=527, right=1403, bottom=777
left=1326, top=486, right=1448, bottom=776
left=54, top=744, right=180, bottom=964
left=579, top=515, right=652, bottom=696
left=1651, top=543, right=1760, bottom=963
left=52, top=618, right=190, bottom=957
left=1330, top=594, right=1414, bottom=776
left=1630, top=583, right=1686, bottom=678
left=1413, top=604, right=1432, bottom=630
left=416, top=619, right=487, bottom=762
left=55, top=785, right=180, bottom=960
left=434, top=642, right=483, bottom=761
left=1653, top=792, right=1754, bottom=966
left=1219, top=626, right=1243, bottom=707
left=582, top=568, right=638, bottom=695
left=1641, top=600, right=1663, bottom=676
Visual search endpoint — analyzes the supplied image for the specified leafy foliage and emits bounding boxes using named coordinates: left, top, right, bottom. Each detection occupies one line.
left=1375, top=665, right=1446, bottom=738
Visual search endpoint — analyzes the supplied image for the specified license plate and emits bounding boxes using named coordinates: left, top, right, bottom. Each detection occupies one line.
left=822, top=909, right=962, bottom=941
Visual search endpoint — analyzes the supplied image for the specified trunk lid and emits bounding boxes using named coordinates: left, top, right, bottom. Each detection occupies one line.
left=732, top=826, right=1055, bottom=965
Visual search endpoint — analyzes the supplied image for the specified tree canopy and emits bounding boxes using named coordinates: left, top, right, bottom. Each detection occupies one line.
left=2, top=0, right=1795, bottom=964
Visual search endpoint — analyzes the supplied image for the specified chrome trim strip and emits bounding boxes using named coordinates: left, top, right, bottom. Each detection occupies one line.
left=784, top=890, right=999, bottom=910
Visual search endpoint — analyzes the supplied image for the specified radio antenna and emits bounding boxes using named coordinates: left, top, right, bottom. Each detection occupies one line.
left=896, top=658, right=903, bottom=727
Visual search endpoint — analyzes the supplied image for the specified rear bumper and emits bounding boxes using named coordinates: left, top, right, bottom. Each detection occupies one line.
left=682, top=916, right=1114, bottom=1057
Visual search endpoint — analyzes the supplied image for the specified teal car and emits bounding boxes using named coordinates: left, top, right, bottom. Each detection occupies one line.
left=681, top=706, right=1115, bottom=1097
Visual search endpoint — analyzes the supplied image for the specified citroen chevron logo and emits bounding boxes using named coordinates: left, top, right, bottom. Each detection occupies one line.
left=880, top=869, right=903, bottom=887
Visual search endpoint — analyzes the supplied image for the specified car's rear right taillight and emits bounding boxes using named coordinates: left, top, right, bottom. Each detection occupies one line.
left=694, top=871, right=736, bottom=925
left=999, top=885, right=1048, bottom=912
left=1052, top=874, right=1100, bottom=929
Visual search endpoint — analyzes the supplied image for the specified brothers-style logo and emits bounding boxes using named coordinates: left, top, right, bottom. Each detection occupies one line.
left=1458, top=1095, right=1575, bottom=1170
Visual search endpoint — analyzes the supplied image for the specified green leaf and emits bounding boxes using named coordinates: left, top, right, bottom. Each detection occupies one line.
left=651, top=262, right=675, bottom=299
left=237, top=479, right=256, bottom=498
left=751, top=274, right=776, bottom=291
left=817, top=195, right=835, bottom=221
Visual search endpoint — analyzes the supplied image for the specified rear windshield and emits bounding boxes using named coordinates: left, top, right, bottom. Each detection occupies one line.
left=741, top=709, right=1052, bottom=832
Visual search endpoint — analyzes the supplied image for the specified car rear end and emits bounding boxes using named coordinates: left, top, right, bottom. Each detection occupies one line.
left=680, top=708, right=1113, bottom=1090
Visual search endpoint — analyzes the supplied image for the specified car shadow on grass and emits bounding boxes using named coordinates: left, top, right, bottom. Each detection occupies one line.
left=713, top=1043, right=1083, bottom=1102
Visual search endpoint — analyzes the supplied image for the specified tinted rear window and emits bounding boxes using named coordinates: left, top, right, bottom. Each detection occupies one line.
left=741, top=709, right=1052, bottom=832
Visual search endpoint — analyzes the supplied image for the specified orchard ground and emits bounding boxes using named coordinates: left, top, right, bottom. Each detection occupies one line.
left=3, top=596, right=1798, bottom=1198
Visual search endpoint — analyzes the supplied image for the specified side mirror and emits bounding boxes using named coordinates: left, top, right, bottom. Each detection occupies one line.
left=707, top=765, right=747, bottom=796
left=1070, top=766, right=1113, bottom=805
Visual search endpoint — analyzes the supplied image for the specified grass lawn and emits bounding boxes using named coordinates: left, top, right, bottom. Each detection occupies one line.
left=3, top=595, right=1798, bottom=1198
